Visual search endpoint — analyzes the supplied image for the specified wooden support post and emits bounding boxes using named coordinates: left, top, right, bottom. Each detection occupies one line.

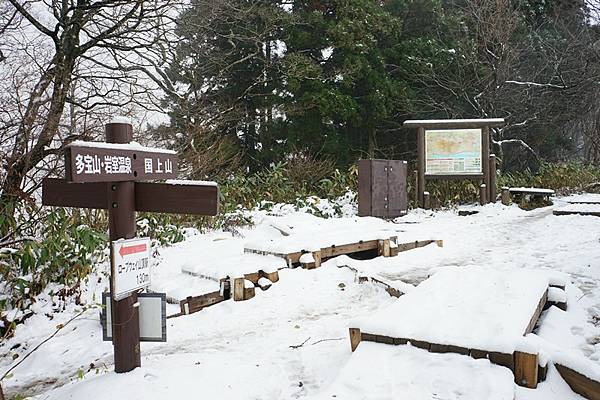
left=417, top=127, right=425, bottom=207
left=501, top=187, right=510, bottom=205
left=378, top=239, right=391, bottom=257
left=482, top=126, right=491, bottom=203
left=414, top=170, right=419, bottom=208
left=479, top=184, right=487, bottom=205
left=514, top=351, right=539, bottom=389
left=423, top=191, right=431, bottom=210
left=489, top=154, right=497, bottom=202
left=244, top=285, right=256, bottom=300
left=106, top=122, right=141, bottom=374
left=233, top=278, right=245, bottom=301
left=349, top=328, right=361, bottom=352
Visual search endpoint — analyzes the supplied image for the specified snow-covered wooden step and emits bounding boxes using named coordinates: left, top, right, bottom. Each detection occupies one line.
left=349, top=266, right=555, bottom=388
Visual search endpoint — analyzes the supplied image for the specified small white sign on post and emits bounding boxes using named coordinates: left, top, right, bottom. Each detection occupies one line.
left=111, top=237, right=151, bottom=300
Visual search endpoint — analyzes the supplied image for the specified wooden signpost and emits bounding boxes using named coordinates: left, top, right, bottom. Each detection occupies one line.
left=42, top=119, right=219, bottom=373
left=403, top=119, right=505, bottom=208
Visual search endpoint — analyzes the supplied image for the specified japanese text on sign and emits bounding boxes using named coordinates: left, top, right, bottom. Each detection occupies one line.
left=111, top=238, right=151, bottom=300
left=75, top=154, right=132, bottom=175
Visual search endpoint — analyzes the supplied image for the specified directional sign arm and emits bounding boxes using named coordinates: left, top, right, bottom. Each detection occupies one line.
left=42, top=178, right=219, bottom=216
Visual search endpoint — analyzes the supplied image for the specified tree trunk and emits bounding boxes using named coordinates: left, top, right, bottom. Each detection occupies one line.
left=367, top=127, right=376, bottom=158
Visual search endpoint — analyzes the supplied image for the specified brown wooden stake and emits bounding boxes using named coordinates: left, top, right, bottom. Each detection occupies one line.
left=417, top=127, right=425, bottom=207
left=378, top=239, right=391, bottom=257
left=0, top=382, right=4, bottom=400
left=479, top=184, right=487, bottom=205
left=414, top=170, right=419, bottom=207
left=482, top=126, right=491, bottom=203
left=106, top=122, right=141, bottom=374
left=349, top=328, right=361, bottom=352
left=423, top=191, right=431, bottom=210
left=489, top=154, right=497, bottom=202
left=501, top=187, right=510, bottom=205
left=514, top=351, right=539, bottom=388
left=233, top=278, right=245, bottom=301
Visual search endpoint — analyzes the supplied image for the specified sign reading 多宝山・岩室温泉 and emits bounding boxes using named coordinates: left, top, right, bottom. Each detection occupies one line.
left=65, top=142, right=178, bottom=183
left=425, top=129, right=483, bottom=175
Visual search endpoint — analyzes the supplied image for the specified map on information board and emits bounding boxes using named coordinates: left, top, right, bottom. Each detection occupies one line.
left=425, top=129, right=482, bottom=175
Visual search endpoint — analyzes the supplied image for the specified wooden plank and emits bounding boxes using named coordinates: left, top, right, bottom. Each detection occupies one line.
left=350, top=328, right=361, bottom=352
left=65, top=144, right=178, bottom=183
left=430, top=343, right=469, bottom=355
left=470, top=349, right=488, bottom=359
left=554, top=210, right=600, bottom=217
left=233, top=278, right=245, bottom=301
left=404, top=119, right=506, bottom=129
left=135, top=182, right=219, bottom=216
left=42, top=178, right=220, bottom=216
left=321, top=239, right=382, bottom=258
left=42, top=178, right=107, bottom=209
left=361, top=332, right=378, bottom=342
left=180, top=291, right=224, bottom=315
left=524, top=288, right=548, bottom=335
left=489, top=352, right=514, bottom=370
left=514, top=351, right=538, bottom=388
left=357, top=160, right=373, bottom=217
left=377, top=335, right=395, bottom=345
left=394, top=337, right=409, bottom=345
left=409, top=339, right=431, bottom=350
left=261, top=270, right=279, bottom=283
left=556, top=363, right=600, bottom=400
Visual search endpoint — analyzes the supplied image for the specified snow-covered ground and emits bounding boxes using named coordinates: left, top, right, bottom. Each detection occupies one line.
left=1, top=193, right=600, bottom=399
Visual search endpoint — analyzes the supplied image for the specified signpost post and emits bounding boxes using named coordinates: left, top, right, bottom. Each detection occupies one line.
left=42, top=118, right=219, bottom=373
left=404, top=119, right=505, bottom=208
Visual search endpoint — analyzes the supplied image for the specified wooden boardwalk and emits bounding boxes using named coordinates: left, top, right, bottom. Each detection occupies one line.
left=349, top=267, right=567, bottom=389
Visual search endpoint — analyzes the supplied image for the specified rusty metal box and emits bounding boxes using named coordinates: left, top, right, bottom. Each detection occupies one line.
left=358, top=159, right=408, bottom=218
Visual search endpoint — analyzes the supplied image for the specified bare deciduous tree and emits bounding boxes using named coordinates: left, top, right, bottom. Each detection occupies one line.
left=0, top=0, right=182, bottom=235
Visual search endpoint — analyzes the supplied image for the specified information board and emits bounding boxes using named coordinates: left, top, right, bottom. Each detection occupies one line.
left=111, top=237, right=151, bottom=300
left=102, top=292, right=166, bottom=342
left=425, top=129, right=482, bottom=175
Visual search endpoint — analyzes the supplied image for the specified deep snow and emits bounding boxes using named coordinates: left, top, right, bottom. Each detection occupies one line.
left=1, top=193, right=599, bottom=399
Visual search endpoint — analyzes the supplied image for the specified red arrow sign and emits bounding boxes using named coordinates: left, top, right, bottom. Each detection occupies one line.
left=119, top=243, right=148, bottom=257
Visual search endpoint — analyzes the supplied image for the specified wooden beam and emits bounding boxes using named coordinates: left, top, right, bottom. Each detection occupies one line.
left=135, top=182, right=219, bottom=215
left=524, top=289, right=548, bottom=335
left=42, top=178, right=107, bottom=209
left=556, top=363, right=600, bottom=400
left=514, top=351, right=538, bottom=388
left=42, top=178, right=219, bottom=216
left=403, top=118, right=506, bottom=129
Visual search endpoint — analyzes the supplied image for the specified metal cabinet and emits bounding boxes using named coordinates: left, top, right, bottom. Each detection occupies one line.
left=358, top=159, right=408, bottom=218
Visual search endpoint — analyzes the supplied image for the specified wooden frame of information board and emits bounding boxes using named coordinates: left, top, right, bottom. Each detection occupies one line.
left=403, top=119, right=505, bottom=208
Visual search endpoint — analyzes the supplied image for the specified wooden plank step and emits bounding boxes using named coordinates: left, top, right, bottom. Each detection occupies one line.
left=556, top=364, right=600, bottom=400
left=554, top=210, right=600, bottom=217
left=351, top=329, right=540, bottom=389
